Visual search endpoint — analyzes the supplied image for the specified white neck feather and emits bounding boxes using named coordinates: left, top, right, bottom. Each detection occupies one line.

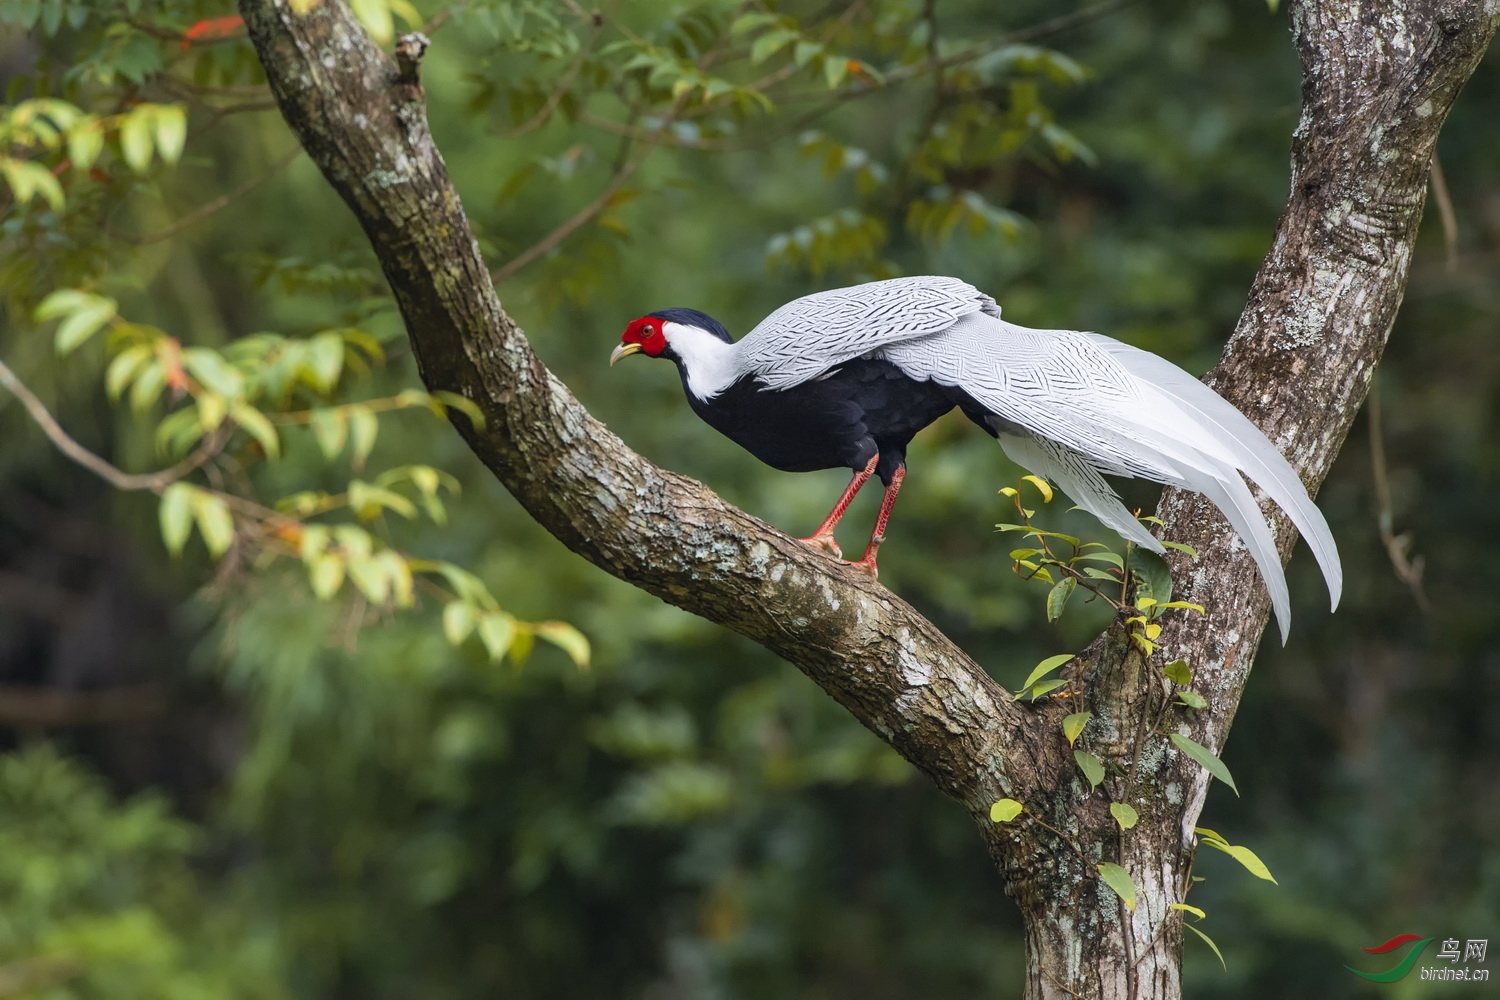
left=664, top=321, right=740, bottom=400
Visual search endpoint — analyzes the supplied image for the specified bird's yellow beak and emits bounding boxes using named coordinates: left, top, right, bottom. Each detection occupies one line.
left=609, top=343, right=643, bottom=366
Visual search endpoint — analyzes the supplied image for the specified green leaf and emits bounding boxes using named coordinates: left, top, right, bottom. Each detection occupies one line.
left=67, top=120, right=104, bottom=169
left=431, top=390, right=486, bottom=429
left=508, top=628, right=535, bottom=666
left=792, top=40, right=822, bottom=67
left=1170, top=902, right=1207, bottom=920
left=1161, top=540, right=1198, bottom=557
left=1110, top=802, right=1139, bottom=830
left=1046, top=576, right=1076, bottom=621
left=1097, top=862, right=1136, bottom=912
left=190, top=491, right=234, bottom=558
left=105, top=344, right=152, bottom=400
left=1170, top=733, right=1239, bottom=796
left=35, top=289, right=88, bottom=321
left=1156, top=601, right=1206, bottom=614
left=1163, top=659, right=1193, bottom=685
left=348, top=405, right=378, bottom=469
left=1074, top=749, right=1104, bottom=790
left=304, top=331, right=345, bottom=391
left=1199, top=838, right=1278, bottom=883
left=1026, top=679, right=1068, bottom=700
left=1062, top=711, right=1092, bottom=746
left=989, top=798, right=1023, bottom=823
left=310, top=408, right=347, bottom=460
left=347, top=553, right=391, bottom=604
left=535, top=620, right=590, bottom=669
left=158, top=482, right=195, bottom=556
left=129, top=363, right=166, bottom=413
left=1176, top=690, right=1208, bottom=709
left=0, top=158, right=64, bottom=211
left=822, top=53, right=848, bottom=89
left=183, top=348, right=245, bottom=397
left=750, top=28, right=799, bottom=64
left=50, top=294, right=116, bottom=355
left=730, top=12, right=780, bottom=35
left=477, top=612, right=515, bottom=664
left=197, top=393, right=226, bottom=432
left=349, top=0, right=394, bottom=44
left=1074, top=550, right=1124, bottom=568
left=1130, top=548, right=1173, bottom=606
left=1022, top=653, right=1073, bottom=690
left=308, top=553, right=345, bottom=599
left=151, top=104, right=186, bottom=164
left=230, top=402, right=280, bottom=459
left=1020, top=475, right=1053, bottom=502
left=442, top=601, right=475, bottom=646
left=119, top=107, right=153, bottom=173
left=1185, top=923, right=1227, bottom=970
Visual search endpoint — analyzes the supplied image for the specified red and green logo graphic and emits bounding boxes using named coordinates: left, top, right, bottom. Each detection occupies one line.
left=1347, top=934, right=1435, bottom=982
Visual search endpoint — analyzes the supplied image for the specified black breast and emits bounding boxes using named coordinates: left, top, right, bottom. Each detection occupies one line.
left=681, top=359, right=954, bottom=484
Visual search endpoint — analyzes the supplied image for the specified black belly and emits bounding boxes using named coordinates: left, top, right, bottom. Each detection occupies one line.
left=684, top=359, right=956, bottom=485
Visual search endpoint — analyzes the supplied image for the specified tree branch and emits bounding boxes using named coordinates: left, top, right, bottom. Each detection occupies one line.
left=1152, top=0, right=1497, bottom=873
left=237, top=0, right=1041, bottom=816
left=0, top=359, right=230, bottom=493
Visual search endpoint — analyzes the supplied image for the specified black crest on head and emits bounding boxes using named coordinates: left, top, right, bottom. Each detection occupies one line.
left=649, top=308, right=733, bottom=344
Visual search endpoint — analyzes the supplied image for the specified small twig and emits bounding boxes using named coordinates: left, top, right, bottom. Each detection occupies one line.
left=1023, top=808, right=1090, bottom=861
left=1042, top=969, right=1089, bottom=1000
left=118, top=146, right=302, bottom=246
left=1429, top=153, right=1458, bottom=274
left=0, top=359, right=228, bottom=493
left=395, top=32, right=429, bottom=87
left=1367, top=380, right=1430, bottom=613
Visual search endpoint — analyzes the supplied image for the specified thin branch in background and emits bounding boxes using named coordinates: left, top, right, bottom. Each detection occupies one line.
left=120, top=146, right=302, bottom=246
left=490, top=152, right=646, bottom=284
left=491, top=47, right=708, bottom=284
left=0, top=359, right=228, bottom=493
left=1367, top=379, right=1430, bottom=614
left=1429, top=153, right=1459, bottom=273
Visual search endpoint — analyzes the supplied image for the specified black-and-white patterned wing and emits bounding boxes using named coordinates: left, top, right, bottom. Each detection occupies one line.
left=734, top=276, right=1001, bottom=390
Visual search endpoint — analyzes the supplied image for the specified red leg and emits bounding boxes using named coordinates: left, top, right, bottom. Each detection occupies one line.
left=798, top=453, right=879, bottom=559
left=851, top=465, right=905, bottom=578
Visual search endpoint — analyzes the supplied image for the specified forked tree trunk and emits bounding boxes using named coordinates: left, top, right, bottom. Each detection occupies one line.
left=238, top=1, right=1495, bottom=996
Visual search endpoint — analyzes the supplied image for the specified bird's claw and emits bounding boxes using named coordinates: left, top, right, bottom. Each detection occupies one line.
left=797, top=534, right=843, bottom=559
left=850, top=557, right=879, bottom=580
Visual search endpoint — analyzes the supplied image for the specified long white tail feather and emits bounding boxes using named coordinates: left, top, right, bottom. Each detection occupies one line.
left=874, top=314, right=1338, bottom=638
left=1085, top=334, right=1342, bottom=610
left=1188, top=469, right=1294, bottom=644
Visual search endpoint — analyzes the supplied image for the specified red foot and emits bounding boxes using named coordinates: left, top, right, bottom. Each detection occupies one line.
left=797, top=532, right=843, bottom=559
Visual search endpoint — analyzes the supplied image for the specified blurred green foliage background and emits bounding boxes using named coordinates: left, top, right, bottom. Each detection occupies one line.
left=0, top=0, right=1497, bottom=996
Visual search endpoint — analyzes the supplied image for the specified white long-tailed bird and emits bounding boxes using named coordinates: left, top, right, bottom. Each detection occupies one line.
left=610, top=275, right=1341, bottom=640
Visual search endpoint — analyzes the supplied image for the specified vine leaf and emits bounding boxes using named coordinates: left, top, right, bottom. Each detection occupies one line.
left=1170, top=733, right=1239, bottom=795
left=1097, top=862, right=1136, bottom=912
left=989, top=798, right=1024, bottom=823
left=1185, top=923, right=1227, bottom=970
left=1074, top=749, right=1104, bottom=790
left=1195, top=827, right=1277, bottom=883
left=1062, top=712, right=1092, bottom=746
left=1022, top=653, right=1073, bottom=690
left=1109, top=802, right=1139, bottom=830
left=1046, top=576, right=1077, bottom=620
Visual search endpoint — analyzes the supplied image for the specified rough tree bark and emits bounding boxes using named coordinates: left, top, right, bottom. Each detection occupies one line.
left=237, top=1, right=1495, bottom=996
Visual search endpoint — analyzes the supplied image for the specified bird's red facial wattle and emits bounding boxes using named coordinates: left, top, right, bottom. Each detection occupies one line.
left=609, top=316, right=667, bottom=365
